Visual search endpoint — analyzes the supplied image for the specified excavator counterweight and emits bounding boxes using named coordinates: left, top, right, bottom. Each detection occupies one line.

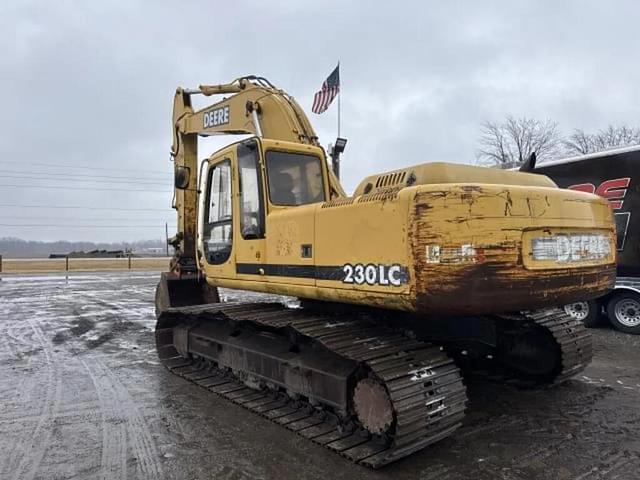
left=155, top=76, right=616, bottom=467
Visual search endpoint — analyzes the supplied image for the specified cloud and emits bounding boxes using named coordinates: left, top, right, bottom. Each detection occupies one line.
left=2, top=0, right=639, bottom=241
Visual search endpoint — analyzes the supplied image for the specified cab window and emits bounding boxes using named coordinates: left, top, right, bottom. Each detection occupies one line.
left=265, top=151, right=325, bottom=206
left=238, top=142, right=265, bottom=239
left=203, top=160, right=232, bottom=264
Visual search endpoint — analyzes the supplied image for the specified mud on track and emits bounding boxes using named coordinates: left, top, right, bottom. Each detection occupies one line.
left=0, top=271, right=639, bottom=480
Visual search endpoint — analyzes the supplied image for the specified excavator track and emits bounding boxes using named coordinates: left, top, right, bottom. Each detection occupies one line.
left=450, top=308, right=593, bottom=388
left=506, top=308, right=593, bottom=386
left=156, top=302, right=467, bottom=468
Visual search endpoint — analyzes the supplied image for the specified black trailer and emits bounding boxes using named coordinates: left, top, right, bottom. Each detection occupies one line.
left=534, top=145, right=640, bottom=334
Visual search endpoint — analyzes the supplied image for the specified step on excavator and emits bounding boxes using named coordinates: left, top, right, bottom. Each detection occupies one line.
left=155, top=76, right=616, bottom=467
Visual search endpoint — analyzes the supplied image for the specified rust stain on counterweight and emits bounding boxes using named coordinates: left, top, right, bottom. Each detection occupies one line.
left=409, top=186, right=617, bottom=315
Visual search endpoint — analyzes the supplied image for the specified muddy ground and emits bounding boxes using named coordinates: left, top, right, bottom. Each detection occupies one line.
left=0, top=271, right=638, bottom=480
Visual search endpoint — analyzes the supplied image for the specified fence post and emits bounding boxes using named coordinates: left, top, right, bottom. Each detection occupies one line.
left=0, top=255, right=2, bottom=273
left=128, top=253, right=131, bottom=270
left=65, top=256, right=69, bottom=272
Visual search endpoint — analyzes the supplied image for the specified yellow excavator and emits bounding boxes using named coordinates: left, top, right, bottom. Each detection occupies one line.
left=155, top=76, right=616, bottom=467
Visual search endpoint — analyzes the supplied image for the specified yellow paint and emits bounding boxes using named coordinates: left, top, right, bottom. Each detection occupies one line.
left=170, top=76, right=617, bottom=316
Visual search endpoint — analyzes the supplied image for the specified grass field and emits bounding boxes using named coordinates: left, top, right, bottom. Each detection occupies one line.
left=0, top=257, right=170, bottom=273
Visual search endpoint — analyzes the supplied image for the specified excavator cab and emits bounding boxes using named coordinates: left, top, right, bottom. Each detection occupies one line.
left=197, top=137, right=330, bottom=287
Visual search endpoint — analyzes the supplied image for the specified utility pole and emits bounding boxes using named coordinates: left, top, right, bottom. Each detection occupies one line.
left=165, top=222, right=169, bottom=257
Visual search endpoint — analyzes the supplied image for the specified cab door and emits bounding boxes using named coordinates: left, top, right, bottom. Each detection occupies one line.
left=201, top=153, right=236, bottom=280
left=234, top=140, right=268, bottom=281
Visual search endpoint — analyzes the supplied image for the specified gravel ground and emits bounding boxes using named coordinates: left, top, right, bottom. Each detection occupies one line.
left=0, top=271, right=639, bottom=480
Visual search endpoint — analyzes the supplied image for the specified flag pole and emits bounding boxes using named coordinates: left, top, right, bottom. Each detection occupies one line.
left=338, top=89, right=341, bottom=138
left=337, top=61, right=341, bottom=138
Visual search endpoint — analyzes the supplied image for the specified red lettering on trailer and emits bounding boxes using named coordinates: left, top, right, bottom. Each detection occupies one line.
left=568, top=183, right=596, bottom=194
left=568, top=178, right=631, bottom=210
left=595, top=178, right=630, bottom=210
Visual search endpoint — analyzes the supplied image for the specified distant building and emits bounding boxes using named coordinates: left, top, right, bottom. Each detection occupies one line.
left=138, top=247, right=165, bottom=254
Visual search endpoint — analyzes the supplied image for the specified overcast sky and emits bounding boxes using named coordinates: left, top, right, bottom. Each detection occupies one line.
left=3, top=0, right=640, bottom=242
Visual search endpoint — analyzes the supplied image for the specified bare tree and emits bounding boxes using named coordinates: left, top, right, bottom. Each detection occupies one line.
left=564, top=125, right=640, bottom=155
left=476, top=116, right=562, bottom=168
left=563, top=129, right=592, bottom=155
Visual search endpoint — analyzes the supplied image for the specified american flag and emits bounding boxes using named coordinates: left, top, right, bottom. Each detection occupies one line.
left=312, top=64, right=340, bottom=114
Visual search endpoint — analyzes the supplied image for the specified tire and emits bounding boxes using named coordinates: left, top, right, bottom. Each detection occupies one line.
left=606, top=292, right=640, bottom=335
left=564, top=300, right=601, bottom=328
